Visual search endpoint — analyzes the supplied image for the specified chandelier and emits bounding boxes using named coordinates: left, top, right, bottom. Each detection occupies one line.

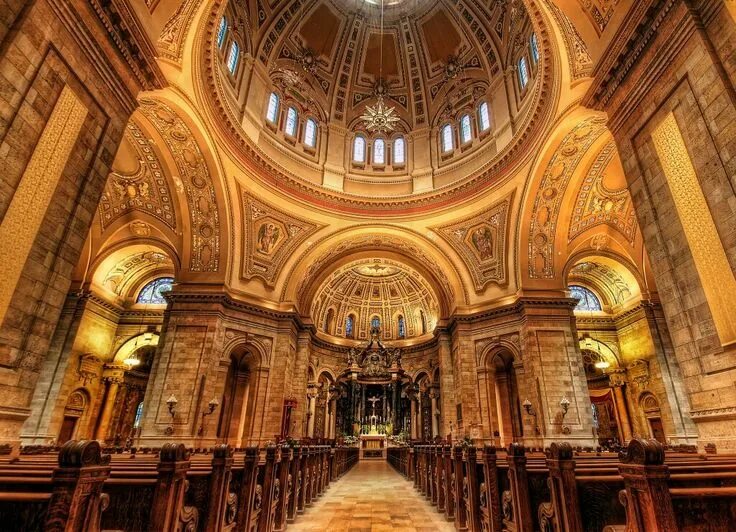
left=361, top=0, right=399, bottom=133
left=361, top=95, right=400, bottom=133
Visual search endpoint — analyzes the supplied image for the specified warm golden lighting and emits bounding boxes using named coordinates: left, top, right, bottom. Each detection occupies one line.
left=652, top=112, right=736, bottom=346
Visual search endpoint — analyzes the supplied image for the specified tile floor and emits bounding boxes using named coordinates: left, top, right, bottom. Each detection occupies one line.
left=289, top=460, right=455, bottom=531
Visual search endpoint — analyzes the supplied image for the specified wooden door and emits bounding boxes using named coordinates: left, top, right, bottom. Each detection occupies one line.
left=58, top=416, right=77, bottom=444
left=648, top=417, right=666, bottom=443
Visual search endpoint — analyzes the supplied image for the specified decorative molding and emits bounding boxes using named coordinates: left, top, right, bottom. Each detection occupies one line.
left=138, top=98, right=221, bottom=272
left=88, top=0, right=166, bottom=90
left=433, top=193, right=513, bottom=292
left=99, top=121, right=177, bottom=231
left=543, top=0, right=593, bottom=81
left=157, top=0, right=203, bottom=63
left=241, top=193, right=323, bottom=287
left=528, top=116, right=608, bottom=279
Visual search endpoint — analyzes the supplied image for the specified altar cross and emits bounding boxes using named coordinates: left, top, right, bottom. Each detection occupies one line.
left=368, top=396, right=380, bottom=417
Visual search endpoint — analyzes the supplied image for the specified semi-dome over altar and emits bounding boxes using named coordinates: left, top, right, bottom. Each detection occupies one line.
left=205, top=0, right=549, bottom=210
left=311, top=258, right=439, bottom=342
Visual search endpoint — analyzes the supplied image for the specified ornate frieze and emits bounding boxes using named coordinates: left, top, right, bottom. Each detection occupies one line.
left=98, top=122, right=176, bottom=231
left=543, top=0, right=593, bottom=81
left=568, top=141, right=637, bottom=244
left=157, top=0, right=202, bottom=62
left=138, top=98, right=221, bottom=272
left=241, top=193, right=323, bottom=287
left=432, top=193, right=512, bottom=292
left=528, top=116, right=607, bottom=279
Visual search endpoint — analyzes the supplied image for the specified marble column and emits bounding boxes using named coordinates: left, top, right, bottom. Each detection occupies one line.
left=95, top=365, right=125, bottom=441
left=410, top=397, right=417, bottom=439
left=430, top=390, right=440, bottom=438
left=306, top=386, right=317, bottom=438
left=610, top=371, right=632, bottom=442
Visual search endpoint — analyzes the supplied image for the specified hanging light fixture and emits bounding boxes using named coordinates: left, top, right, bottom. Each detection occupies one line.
left=361, top=0, right=400, bottom=133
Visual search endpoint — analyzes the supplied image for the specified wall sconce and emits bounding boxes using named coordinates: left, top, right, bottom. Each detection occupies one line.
left=522, top=398, right=540, bottom=435
left=197, top=397, right=220, bottom=436
left=165, top=394, right=178, bottom=435
left=560, top=396, right=571, bottom=434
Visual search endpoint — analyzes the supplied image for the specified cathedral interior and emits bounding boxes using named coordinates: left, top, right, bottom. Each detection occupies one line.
left=1, top=0, right=736, bottom=530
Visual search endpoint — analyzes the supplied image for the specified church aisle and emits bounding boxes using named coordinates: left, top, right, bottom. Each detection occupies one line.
left=289, top=460, right=454, bottom=532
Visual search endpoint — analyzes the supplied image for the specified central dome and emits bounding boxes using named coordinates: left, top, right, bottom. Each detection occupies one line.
left=205, top=0, right=549, bottom=213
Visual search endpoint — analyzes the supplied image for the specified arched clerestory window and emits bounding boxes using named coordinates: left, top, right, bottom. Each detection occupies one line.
left=373, top=138, right=386, bottom=164
left=266, top=92, right=279, bottom=123
left=398, top=315, right=406, bottom=338
left=284, top=107, right=298, bottom=137
left=217, top=17, right=228, bottom=48
left=227, top=41, right=240, bottom=74
left=478, top=101, right=491, bottom=132
left=353, top=136, right=366, bottom=163
left=393, top=137, right=405, bottom=165
left=304, top=118, right=317, bottom=147
left=441, top=124, right=453, bottom=152
left=517, top=56, right=529, bottom=89
left=460, top=114, right=472, bottom=144
left=345, top=315, right=355, bottom=339
left=137, top=277, right=174, bottom=304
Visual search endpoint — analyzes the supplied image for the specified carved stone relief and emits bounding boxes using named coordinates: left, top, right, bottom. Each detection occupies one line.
left=138, top=98, right=221, bottom=272
left=528, top=116, right=607, bottom=278
left=543, top=0, right=593, bottom=81
left=568, top=141, right=637, bottom=244
left=242, top=193, right=323, bottom=287
left=157, top=0, right=202, bottom=62
left=99, top=122, right=176, bottom=231
left=433, top=193, right=512, bottom=292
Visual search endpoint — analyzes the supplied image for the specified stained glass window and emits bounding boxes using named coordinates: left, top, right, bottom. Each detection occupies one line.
left=518, top=56, right=529, bottom=89
left=530, top=33, right=539, bottom=64
left=371, top=316, right=381, bottom=330
left=266, top=92, right=279, bottom=123
left=227, top=41, right=239, bottom=74
left=285, top=107, right=298, bottom=136
left=478, top=102, right=491, bottom=132
left=217, top=17, right=228, bottom=48
left=137, top=277, right=174, bottom=304
left=393, top=137, right=405, bottom=165
left=441, top=124, right=453, bottom=152
left=569, top=285, right=602, bottom=311
left=345, top=316, right=354, bottom=338
left=398, top=316, right=405, bottom=338
left=460, top=114, right=472, bottom=144
left=133, top=402, right=144, bottom=428
left=373, top=138, right=385, bottom=164
left=353, top=136, right=366, bottom=163
left=304, top=118, right=317, bottom=147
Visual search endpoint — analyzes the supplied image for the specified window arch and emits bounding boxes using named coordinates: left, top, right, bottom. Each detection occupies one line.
left=266, top=92, right=279, bottom=123
left=345, top=315, right=355, bottom=339
left=393, top=137, right=405, bottom=165
left=304, top=118, right=317, bottom=147
left=569, top=285, right=602, bottom=312
left=325, top=308, right=335, bottom=334
left=137, top=277, right=174, bottom=304
left=441, top=124, right=454, bottom=152
left=460, top=114, right=472, bottom=144
left=478, top=102, right=491, bottom=132
left=397, top=315, right=406, bottom=338
left=284, top=107, right=298, bottom=137
left=217, top=17, right=228, bottom=48
left=517, top=56, right=529, bottom=89
left=133, top=401, right=144, bottom=429
left=530, top=33, right=539, bottom=64
left=353, top=136, right=366, bottom=163
left=227, top=41, right=240, bottom=74
left=373, top=138, right=386, bottom=164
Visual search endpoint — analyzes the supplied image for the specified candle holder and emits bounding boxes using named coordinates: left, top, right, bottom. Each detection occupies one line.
left=165, top=394, right=178, bottom=435
left=197, top=397, right=220, bottom=436
left=560, top=396, right=571, bottom=435
left=522, top=398, right=540, bottom=435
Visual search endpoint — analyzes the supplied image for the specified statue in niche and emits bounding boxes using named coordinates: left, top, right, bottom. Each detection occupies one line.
left=257, top=222, right=280, bottom=254
left=471, top=226, right=494, bottom=260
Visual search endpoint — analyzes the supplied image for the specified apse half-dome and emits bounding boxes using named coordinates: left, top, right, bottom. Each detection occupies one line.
left=204, top=0, right=550, bottom=212
left=311, top=258, right=439, bottom=341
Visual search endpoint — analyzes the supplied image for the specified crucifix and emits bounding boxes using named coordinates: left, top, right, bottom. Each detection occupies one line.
left=368, top=396, right=380, bottom=417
